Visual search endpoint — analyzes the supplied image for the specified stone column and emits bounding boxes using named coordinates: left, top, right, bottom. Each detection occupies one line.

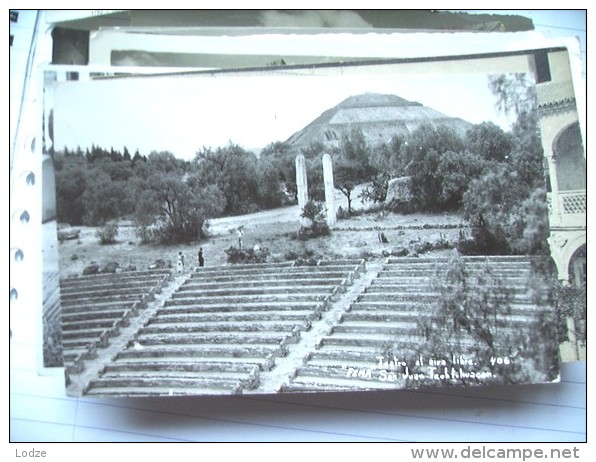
left=295, top=154, right=308, bottom=215
left=296, top=154, right=312, bottom=226
left=547, top=156, right=561, bottom=220
left=322, top=153, right=336, bottom=226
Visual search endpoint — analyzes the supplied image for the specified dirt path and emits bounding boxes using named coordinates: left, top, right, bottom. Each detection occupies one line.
left=256, top=259, right=384, bottom=393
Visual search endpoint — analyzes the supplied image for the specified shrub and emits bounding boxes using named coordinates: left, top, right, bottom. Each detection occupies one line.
left=299, top=200, right=330, bottom=239
left=553, top=282, right=587, bottom=343
left=336, top=206, right=351, bottom=221
left=360, top=172, right=390, bottom=204
left=96, top=223, right=118, bottom=245
left=225, top=245, right=270, bottom=264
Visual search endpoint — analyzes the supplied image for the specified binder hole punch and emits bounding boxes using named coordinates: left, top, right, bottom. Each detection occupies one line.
left=10, top=287, right=18, bottom=302
left=24, top=171, right=35, bottom=186
left=10, top=247, right=24, bottom=263
left=19, top=171, right=35, bottom=186
left=12, top=209, right=30, bottom=224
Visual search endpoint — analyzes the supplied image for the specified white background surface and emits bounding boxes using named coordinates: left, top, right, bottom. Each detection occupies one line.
left=8, top=7, right=588, bottom=450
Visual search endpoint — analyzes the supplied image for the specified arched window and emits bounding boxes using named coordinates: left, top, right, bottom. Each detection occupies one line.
left=554, top=122, right=586, bottom=191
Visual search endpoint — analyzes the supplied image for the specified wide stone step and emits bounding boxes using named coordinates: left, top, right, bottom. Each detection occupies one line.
left=157, top=301, right=322, bottom=314
left=60, top=270, right=171, bottom=287
left=60, top=286, right=157, bottom=302
left=293, top=364, right=397, bottom=385
left=318, top=334, right=398, bottom=349
left=317, top=330, right=528, bottom=352
left=279, top=382, right=370, bottom=393
left=189, top=263, right=356, bottom=278
left=379, top=266, right=533, bottom=275
left=165, top=293, right=329, bottom=306
left=356, top=292, right=535, bottom=304
left=102, top=360, right=260, bottom=375
left=135, top=332, right=295, bottom=346
left=364, top=284, right=531, bottom=299
left=341, top=311, right=421, bottom=323
left=367, top=278, right=528, bottom=292
left=61, top=324, right=116, bottom=338
left=61, top=300, right=140, bottom=313
left=62, top=312, right=127, bottom=328
left=152, top=311, right=318, bottom=323
left=60, top=292, right=150, bottom=306
left=385, top=256, right=534, bottom=265
left=85, top=376, right=247, bottom=394
left=170, top=285, right=337, bottom=298
left=282, top=375, right=391, bottom=393
left=334, top=315, right=541, bottom=334
left=112, top=355, right=276, bottom=371
left=60, top=278, right=166, bottom=293
left=61, top=308, right=130, bottom=323
left=192, top=261, right=294, bottom=272
left=349, top=301, right=550, bottom=315
left=115, top=344, right=286, bottom=361
left=317, top=259, right=365, bottom=266
left=305, top=349, right=410, bottom=365
left=191, top=269, right=354, bottom=282
left=331, top=323, right=418, bottom=335
left=62, top=337, right=104, bottom=349
left=179, top=278, right=346, bottom=291
left=378, top=269, right=532, bottom=280
left=84, top=384, right=242, bottom=396
left=140, top=320, right=309, bottom=334
left=98, top=369, right=255, bottom=381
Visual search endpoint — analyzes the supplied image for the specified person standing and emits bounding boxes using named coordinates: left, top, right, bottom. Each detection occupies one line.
left=237, top=226, right=244, bottom=250
left=176, top=251, right=185, bottom=273
left=198, top=247, right=204, bottom=268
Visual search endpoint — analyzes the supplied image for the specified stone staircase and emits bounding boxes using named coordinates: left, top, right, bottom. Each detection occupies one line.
left=62, top=256, right=555, bottom=396
left=82, top=259, right=365, bottom=396
left=281, top=256, right=553, bottom=392
left=60, top=269, right=173, bottom=373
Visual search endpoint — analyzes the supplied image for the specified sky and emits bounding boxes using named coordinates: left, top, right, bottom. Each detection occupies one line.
left=52, top=65, right=518, bottom=161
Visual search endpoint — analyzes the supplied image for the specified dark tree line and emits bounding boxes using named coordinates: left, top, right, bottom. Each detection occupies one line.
left=53, top=144, right=294, bottom=244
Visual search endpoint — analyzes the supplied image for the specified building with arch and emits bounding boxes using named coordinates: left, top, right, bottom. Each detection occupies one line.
left=536, top=49, right=586, bottom=286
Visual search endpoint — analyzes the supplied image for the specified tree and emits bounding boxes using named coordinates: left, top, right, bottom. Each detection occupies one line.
left=488, top=73, right=537, bottom=119
left=134, top=151, right=226, bottom=244
left=82, top=170, right=131, bottom=225
left=462, top=166, right=522, bottom=254
left=256, top=157, right=285, bottom=208
left=194, top=144, right=261, bottom=215
left=436, top=150, right=488, bottom=208
left=54, top=159, right=87, bottom=225
left=466, top=122, right=513, bottom=162
left=409, top=252, right=558, bottom=386
left=461, top=74, right=548, bottom=255
left=334, top=129, right=376, bottom=214
left=360, top=172, right=391, bottom=204
left=259, top=141, right=298, bottom=202
left=402, top=124, right=467, bottom=211
left=406, top=147, right=442, bottom=211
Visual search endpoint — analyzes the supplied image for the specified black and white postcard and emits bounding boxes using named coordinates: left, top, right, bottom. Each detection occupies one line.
left=41, top=45, right=585, bottom=397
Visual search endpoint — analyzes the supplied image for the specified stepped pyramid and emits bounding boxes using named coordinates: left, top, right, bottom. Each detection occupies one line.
left=286, top=93, right=473, bottom=150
